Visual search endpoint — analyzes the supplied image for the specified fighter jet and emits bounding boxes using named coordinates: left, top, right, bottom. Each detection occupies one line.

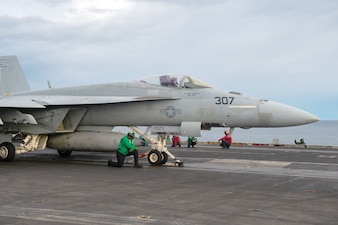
left=0, top=56, right=319, bottom=165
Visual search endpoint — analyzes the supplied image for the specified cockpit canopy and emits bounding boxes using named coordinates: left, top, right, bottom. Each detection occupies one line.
left=139, top=75, right=213, bottom=89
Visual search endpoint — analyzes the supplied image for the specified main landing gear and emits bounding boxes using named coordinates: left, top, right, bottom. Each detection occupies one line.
left=0, top=142, right=15, bottom=162
left=0, top=134, right=48, bottom=162
left=129, top=126, right=183, bottom=167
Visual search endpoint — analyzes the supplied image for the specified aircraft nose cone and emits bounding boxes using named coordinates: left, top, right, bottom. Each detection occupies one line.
left=258, top=100, right=319, bottom=127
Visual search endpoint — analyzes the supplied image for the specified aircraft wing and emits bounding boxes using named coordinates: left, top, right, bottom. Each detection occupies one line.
left=0, top=95, right=180, bottom=108
left=0, top=96, right=46, bottom=108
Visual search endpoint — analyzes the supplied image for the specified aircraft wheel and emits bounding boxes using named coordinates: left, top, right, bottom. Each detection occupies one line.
left=147, top=150, right=162, bottom=166
left=57, top=150, right=73, bottom=157
left=160, top=152, right=168, bottom=165
left=0, top=142, right=15, bottom=162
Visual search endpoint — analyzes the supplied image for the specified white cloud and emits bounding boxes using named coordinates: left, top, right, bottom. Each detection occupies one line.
left=1, top=0, right=338, bottom=118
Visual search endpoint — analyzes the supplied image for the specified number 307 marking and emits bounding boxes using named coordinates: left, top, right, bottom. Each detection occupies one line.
left=215, top=97, right=234, bottom=105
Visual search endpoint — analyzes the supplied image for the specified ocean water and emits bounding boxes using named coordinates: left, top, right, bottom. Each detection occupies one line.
left=113, top=120, right=338, bottom=147
left=199, top=120, right=338, bottom=147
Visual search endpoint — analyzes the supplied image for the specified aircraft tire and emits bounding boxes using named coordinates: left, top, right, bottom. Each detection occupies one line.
left=147, top=150, right=162, bottom=166
left=57, top=150, right=73, bottom=157
left=0, top=142, right=15, bottom=162
left=160, top=152, right=168, bottom=165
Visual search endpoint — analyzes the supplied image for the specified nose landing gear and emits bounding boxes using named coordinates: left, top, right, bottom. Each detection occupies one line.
left=129, top=126, right=183, bottom=167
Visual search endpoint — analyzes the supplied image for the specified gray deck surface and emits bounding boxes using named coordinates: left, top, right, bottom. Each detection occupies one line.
left=1, top=144, right=338, bottom=225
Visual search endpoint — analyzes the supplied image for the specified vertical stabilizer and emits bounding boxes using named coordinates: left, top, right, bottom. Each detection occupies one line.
left=0, top=56, right=30, bottom=96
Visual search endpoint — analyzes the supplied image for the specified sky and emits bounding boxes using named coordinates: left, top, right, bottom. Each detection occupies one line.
left=1, top=0, right=337, bottom=120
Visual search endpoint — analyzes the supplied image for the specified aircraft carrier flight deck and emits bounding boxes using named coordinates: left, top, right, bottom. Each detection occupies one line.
left=1, top=144, right=338, bottom=225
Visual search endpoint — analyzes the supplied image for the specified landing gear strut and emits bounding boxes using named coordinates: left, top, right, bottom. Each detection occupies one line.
left=0, top=134, right=48, bottom=162
left=129, top=126, right=183, bottom=167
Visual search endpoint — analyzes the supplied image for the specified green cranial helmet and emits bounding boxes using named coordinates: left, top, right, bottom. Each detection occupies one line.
left=128, top=132, right=135, bottom=138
